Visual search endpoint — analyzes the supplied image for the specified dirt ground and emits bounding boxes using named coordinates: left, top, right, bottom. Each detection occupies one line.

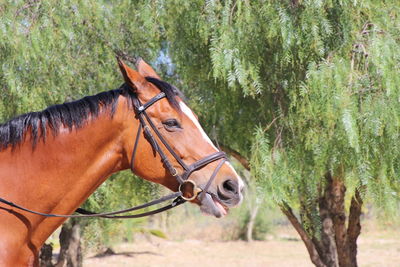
left=83, top=226, right=400, bottom=267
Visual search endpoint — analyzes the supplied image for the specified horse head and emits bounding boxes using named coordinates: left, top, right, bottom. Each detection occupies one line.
left=118, top=58, right=244, bottom=217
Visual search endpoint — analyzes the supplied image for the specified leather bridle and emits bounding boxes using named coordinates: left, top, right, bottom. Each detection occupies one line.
left=130, top=91, right=227, bottom=201
left=0, top=91, right=228, bottom=219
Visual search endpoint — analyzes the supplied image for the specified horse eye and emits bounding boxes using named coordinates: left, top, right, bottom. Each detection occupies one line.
left=163, top=119, right=181, bottom=129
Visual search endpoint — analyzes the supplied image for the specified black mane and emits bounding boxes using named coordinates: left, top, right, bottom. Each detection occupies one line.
left=0, top=77, right=182, bottom=150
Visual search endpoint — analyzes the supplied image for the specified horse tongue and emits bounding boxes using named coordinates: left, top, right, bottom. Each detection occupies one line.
left=213, top=199, right=227, bottom=216
left=199, top=193, right=224, bottom=218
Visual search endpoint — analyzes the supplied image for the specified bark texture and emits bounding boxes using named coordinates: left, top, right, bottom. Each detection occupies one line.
left=323, top=173, right=352, bottom=267
left=55, top=220, right=83, bottom=267
left=39, top=243, right=54, bottom=267
left=282, top=173, right=363, bottom=267
left=319, top=187, right=339, bottom=267
left=347, top=189, right=363, bottom=267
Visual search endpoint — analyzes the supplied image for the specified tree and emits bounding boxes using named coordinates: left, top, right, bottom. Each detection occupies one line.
left=152, top=1, right=400, bottom=266
left=1, top=1, right=163, bottom=265
left=2, top=1, right=400, bottom=266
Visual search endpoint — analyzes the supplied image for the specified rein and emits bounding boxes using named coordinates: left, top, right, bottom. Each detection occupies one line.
left=0, top=91, right=227, bottom=219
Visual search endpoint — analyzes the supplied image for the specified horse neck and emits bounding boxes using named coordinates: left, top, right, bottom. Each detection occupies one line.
left=0, top=95, right=140, bottom=250
left=0, top=95, right=135, bottom=213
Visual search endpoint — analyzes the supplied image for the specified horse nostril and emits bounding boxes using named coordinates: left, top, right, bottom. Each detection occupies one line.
left=218, top=179, right=242, bottom=206
left=222, top=179, right=237, bottom=194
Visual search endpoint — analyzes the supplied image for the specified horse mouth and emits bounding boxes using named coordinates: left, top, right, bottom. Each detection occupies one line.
left=199, top=192, right=229, bottom=218
left=212, top=195, right=229, bottom=216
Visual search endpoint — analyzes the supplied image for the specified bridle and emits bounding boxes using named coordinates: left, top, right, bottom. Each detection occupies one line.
left=0, top=90, right=228, bottom=219
left=130, top=91, right=227, bottom=201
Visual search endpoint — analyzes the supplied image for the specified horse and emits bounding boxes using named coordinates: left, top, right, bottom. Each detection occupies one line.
left=0, top=58, right=244, bottom=266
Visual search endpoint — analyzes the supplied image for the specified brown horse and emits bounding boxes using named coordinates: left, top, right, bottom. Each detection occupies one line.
left=0, top=58, right=243, bottom=266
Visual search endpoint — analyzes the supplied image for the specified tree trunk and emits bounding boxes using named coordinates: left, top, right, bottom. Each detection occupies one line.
left=39, top=243, right=54, bottom=267
left=318, top=187, right=339, bottom=267
left=281, top=173, right=363, bottom=267
left=327, top=175, right=352, bottom=267
left=347, top=189, right=363, bottom=266
left=246, top=202, right=260, bottom=242
left=55, top=220, right=83, bottom=267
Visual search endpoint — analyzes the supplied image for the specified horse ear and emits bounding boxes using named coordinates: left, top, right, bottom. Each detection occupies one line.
left=117, top=57, right=147, bottom=92
left=136, top=57, right=161, bottom=79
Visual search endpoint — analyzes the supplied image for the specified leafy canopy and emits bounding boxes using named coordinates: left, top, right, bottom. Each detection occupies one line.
left=154, top=0, right=400, bottom=217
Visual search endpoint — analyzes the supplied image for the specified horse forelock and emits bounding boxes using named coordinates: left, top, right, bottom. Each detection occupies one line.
left=0, top=78, right=183, bottom=151
left=145, top=76, right=184, bottom=112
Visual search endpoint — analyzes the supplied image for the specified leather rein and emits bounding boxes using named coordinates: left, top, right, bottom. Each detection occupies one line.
left=0, top=91, right=227, bottom=219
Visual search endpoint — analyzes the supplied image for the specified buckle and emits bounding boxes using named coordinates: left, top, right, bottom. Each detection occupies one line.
left=178, top=180, right=202, bottom=201
left=171, top=168, right=178, bottom=177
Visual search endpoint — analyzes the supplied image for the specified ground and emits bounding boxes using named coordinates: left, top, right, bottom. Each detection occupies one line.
left=83, top=225, right=400, bottom=267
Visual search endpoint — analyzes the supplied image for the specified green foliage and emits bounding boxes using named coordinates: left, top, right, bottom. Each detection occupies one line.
left=80, top=171, right=163, bottom=248
left=153, top=0, right=400, bottom=241
left=146, top=229, right=168, bottom=239
left=225, top=165, right=272, bottom=241
left=2, top=0, right=400, bottom=250
left=236, top=204, right=271, bottom=241
left=0, top=0, right=164, bottom=248
left=0, top=0, right=161, bottom=121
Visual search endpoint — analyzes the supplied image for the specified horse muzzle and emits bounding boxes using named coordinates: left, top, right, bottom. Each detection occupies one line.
left=199, top=178, right=243, bottom=218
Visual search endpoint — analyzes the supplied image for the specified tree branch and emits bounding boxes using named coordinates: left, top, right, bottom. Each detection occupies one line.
left=219, top=144, right=250, bottom=170
left=280, top=202, right=327, bottom=267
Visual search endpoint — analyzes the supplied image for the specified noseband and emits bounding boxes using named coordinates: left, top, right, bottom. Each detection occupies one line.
left=130, top=92, right=227, bottom=201
left=0, top=91, right=228, bottom=218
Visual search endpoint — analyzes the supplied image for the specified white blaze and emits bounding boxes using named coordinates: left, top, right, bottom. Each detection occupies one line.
left=179, top=101, right=218, bottom=150
left=179, top=101, right=244, bottom=191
